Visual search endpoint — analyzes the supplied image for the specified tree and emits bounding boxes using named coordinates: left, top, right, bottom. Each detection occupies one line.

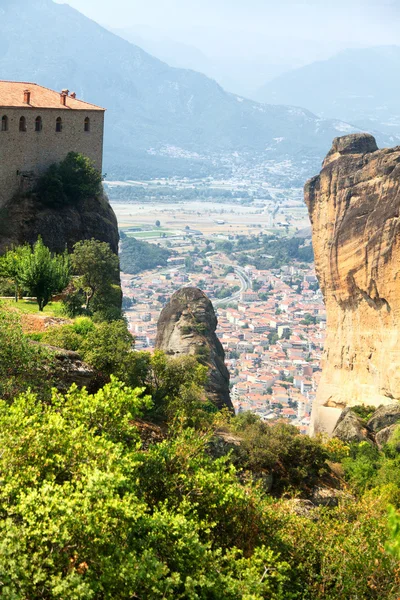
left=19, top=238, right=70, bottom=311
left=58, top=152, right=102, bottom=201
left=71, top=239, right=119, bottom=311
left=155, top=220, right=161, bottom=227
left=0, top=244, right=30, bottom=301
left=36, top=152, right=102, bottom=206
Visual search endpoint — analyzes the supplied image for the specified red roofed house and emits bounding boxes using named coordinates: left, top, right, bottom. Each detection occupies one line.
left=0, top=81, right=105, bottom=206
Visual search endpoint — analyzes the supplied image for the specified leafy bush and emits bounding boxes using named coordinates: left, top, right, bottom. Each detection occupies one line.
left=71, top=239, right=120, bottom=317
left=0, top=378, right=397, bottom=599
left=342, top=442, right=381, bottom=494
left=387, top=505, right=400, bottom=560
left=0, top=303, right=52, bottom=399
left=0, top=277, right=17, bottom=297
left=62, top=287, right=86, bottom=317
left=42, top=321, right=211, bottom=424
left=352, top=404, right=379, bottom=422
left=0, top=380, right=292, bottom=599
left=323, top=437, right=351, bottom=462
left=230, top=413, right=328, bottom=495
left=36, top=152, right=102, bottom=206
left=276, top=496, right=399, bottom=599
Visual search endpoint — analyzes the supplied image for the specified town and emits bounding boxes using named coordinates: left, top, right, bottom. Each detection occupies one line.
left=114, top=190, right=326, bottom=434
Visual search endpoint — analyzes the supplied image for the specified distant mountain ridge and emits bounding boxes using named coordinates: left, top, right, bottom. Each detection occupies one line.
left=256, top=46, right=400, bottom=138
left=0, top=0, right=391, bottom=182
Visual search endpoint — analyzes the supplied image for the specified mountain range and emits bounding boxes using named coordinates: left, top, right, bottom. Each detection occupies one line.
left=256, top=46, right=400, bottom=138
left=110, top=25, right=344, bottom=99
left=0, top=0, right=395, bottom=182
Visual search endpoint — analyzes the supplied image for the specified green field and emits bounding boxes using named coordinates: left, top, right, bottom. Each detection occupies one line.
left=124, top=229, right=176, bottom=239
left=1, top=298, right=65, bottom=316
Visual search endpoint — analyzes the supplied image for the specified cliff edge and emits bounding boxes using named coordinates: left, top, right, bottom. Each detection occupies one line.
left=0, top=191, right=119, bottom=255
left=305, top=133, right=400, bottom=435
left=155, top=287, right=233, bottom=411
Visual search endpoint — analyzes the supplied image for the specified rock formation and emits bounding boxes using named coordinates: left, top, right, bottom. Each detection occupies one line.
left=51, top=347, right=100, bottom=394
left=331, top=408, right=375, bottom=445
left=155, top=287, right=233, bottom=411
left=305, top=133, right=400, bottom=435
left=332, top=404, right=400, bottom=448
left=0, top=191, right=119, bottom=255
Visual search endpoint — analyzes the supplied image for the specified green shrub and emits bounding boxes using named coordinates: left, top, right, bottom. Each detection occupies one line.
left=71, top=240, right=120, bottom=315
left=0, top=380, right=292, bottom=600
left=36, top=152, right=102, bottom=207
left=0, top=378, right=397, bottom=599
left=0, top=277, right=16, bottom=297
left=0, top=303, right=52, bottom=400
left=342, top=442, right=381, bottom=493
left=62, top=288, right=86, bottom=317
left=386, top=505, right=400, bottom=560
left=276, top=496, right=399, bottom=599
left=72, top=317, right=96, bottom=336
left=352, top=404, right=379, bottom=422
left=230, top=414, right=328, bottom=495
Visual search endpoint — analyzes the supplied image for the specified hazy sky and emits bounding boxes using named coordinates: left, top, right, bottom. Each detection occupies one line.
left=55, top=0, right=400, bottom=45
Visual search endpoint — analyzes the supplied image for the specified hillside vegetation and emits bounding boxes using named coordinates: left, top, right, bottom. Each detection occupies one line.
left=0, top=295, right=399, bottom=598
left=120, top=233, right=171, bottom=274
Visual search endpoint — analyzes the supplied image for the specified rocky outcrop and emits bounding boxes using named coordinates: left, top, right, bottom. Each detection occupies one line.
left=0, top=191, right=119, bottom=254
left=332, top=408, right=374, bottom=444
left=367, top=404, right=400, bottom=432
left=332, top=404, right=400, bottom=449
left=155, top=287, right=233, bottom=411
left=305, top=133, right=400, bottom=435
left=376, top=425, right=398, bottom=448
left=368, top=404, right=400, bottom=448
left=43, top=346, right=102, bottom=394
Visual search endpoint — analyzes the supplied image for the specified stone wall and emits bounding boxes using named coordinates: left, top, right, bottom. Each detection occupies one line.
left=0, top=108, right=104, bottom=207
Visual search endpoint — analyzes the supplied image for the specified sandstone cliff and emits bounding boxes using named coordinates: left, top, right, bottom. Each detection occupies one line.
left=155, top=287, right=233, bottom=411
left=305, top=133, right=400, bottom=435
left=0, top=191, right=119, bottom=255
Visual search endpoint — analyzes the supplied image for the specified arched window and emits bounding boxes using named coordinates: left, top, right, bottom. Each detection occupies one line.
left=19, top=116, right=27, bottom=132
left=35, top=116, right=42, bottom=132
left=84, top=117, right=90, bottom=132
left=55, top=117, right=62, bottom=133
left=1, top=115, right=8, bottom=132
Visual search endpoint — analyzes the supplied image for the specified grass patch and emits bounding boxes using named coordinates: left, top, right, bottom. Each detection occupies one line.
left=126, top=230, right=176, bottom=239
left=2, top=299, right=65, bottom=317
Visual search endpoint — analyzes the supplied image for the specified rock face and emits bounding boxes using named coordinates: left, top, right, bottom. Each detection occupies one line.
left=0, top=192, right=119, bottom=255
left=305, top=133, right=400, bottom=435
left=155, top=287, right=233, bottom=411
left=332, top=404, right=400, bottom=449
left=41, top=346, right=101, bottom=394
left=331, top=408, right=374, bottom=445
left=367, top=404, right=400, bottom=432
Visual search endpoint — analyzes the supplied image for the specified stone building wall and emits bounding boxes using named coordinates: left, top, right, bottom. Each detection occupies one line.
left=0, top=107, right=104, bottom=207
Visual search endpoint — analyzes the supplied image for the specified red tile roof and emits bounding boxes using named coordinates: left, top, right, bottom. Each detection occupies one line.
left=0, top=81, right=104, bottom=111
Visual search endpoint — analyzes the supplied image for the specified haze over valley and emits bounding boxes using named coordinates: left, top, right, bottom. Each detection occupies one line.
left=4, top=0, right=399, bottom=187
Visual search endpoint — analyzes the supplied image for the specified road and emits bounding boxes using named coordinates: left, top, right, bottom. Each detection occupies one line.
left=212, top=263, right=252, bottom=308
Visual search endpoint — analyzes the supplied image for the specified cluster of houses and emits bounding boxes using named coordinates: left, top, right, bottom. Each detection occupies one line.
left=121, top=259, right=325, bottom=433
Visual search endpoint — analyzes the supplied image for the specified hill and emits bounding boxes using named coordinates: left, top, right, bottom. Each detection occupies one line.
left=256, top=46, right=400, bottom=139
left=119, top=234, right=171, bottom=274
left=0, top=0, right=370, bottom=184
